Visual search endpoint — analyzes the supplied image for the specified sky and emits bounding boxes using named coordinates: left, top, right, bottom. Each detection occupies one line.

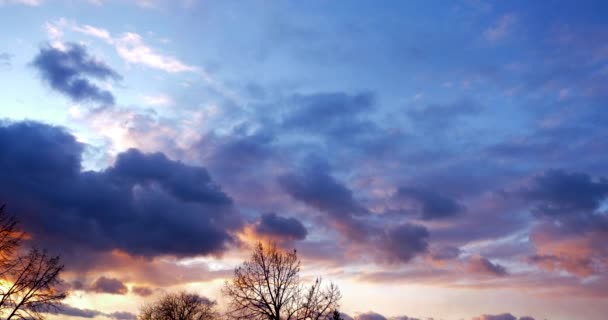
left=0, top=0, right=607, bottom=319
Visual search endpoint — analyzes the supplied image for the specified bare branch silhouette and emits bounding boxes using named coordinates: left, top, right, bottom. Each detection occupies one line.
left=223, top=243, right=341, bottom=320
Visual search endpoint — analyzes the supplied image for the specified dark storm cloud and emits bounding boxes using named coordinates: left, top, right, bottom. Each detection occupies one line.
left=468, top=256, right=508, bottom=277
left=382, top=223, right=429, bottom=263
left=396, top=187, right=465, bottom=220
left=0, top=121, right=240, bottom=264
left=90, top=276, right=128, bottom=295
left=521, top=169, right=608, bottom=216
left=32, top=43, right=121, bottom=105
left=110, top=148, right=231, bottom=205
left=254, top=212, right=307, bottom=240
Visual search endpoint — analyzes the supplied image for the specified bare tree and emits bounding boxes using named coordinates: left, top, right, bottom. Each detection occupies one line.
left=223, top=243, right=341, bottom=320
left=0, top=205, right=67, bottom=320
left=139, top=291, right=219, bottom=320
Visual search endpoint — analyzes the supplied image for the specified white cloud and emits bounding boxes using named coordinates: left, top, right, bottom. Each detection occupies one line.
left=73, top=24, right=113, bottom=43
left=142, top=94, right=174, bottom=106
left=0, top=0, right=43, bottom=6
left=484, top=14, right=517, bottom=42
left=115, top=32, right=197, bottom=73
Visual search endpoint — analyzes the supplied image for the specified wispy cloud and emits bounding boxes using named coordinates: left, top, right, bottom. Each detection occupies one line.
left=115, top=32, right=197, bottom=72
left=142, top=93, right=174, bottom=106
left=0, top=0, right=43, bottom=6
left=484, top=14, right=517, bottom=42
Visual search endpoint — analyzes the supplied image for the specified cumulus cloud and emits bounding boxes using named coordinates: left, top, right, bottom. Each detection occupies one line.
left=32, top=42, right=121, bottom=105
left=254, top=212, right=307, bottom=241
left=382, top=223, right=429, bottom=263
left=396, top=186, right=465, bottom=220
left=522, top=169, right=608, bottom=217
left=90, top=276, right=128, bottom=295
left=0, top=121, right=241, bottom=266
left=278, top=164, right=370, bottom=239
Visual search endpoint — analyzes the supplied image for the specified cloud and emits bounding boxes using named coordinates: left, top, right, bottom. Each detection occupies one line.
left=90, top=276, right=128, bottom=295
left=254, top=212, right=307, bottom=241
left=142, top=93, right=174, bottom=106
left=355, top=312, right=386, bottom=320
left=484, top=14, right=517, bottom=42
left=278, top=164, right=370, bottom=239
left=521, top=169, right=608, bottom=217
left=115, top=32, right=196, bottom=73
left=47, top=304, right=136, bottom=319
left=407, top=98, right=482, bottom=133
left=31, top=42, right=121, bottom=105
left=468, top=256, right=508, bottom=277
left=0, top=0, right=42, bottom=6
left=281, top=92, right=376, bottom=137
left=0, top=52, right=12, bottom=68
left=109, top=148, right=232, bottom=205
left=0, top=120, right=241, bottom=264
left=472, top=314, right=534, bottom=320
left=396, top=186, right=465, bottom=220
left=382, top=223, right=429, bottom=263
left=132, top=286, right=154, bottom=297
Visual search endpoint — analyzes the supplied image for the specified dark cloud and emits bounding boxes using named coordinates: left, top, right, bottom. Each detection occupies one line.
left=109, top=311, right=138, bottom=320
left=407, top=98, right=482, bottom=130
left=355, top=312, right=387, bottom=320
left=52, top=304, right=103, bottom=318
left=278, top=164, right=370, bottom=239
left=254, top=212, right=307, bottom=241
left=32, top=43, right=121, bottom=105
left=0, top=121, right=240, bottom=266
left=110, top=148, right=232, bottom=205
left=430, top=245, right=462, bottom=261
left=90, top=276, right=128, bottom=295
left=0, top=52, right=11, bottom=68
left=132, top=286, right=155, bottom=297
left=522, top=169, right=608, bottom=217
left=472, top=314, right=534, bottom=320
left=47, top=304, right=136, bottom=319
left=396, top=187, right=465, bottom=220
left=282, top=92, right=375, bottom=137
left=383, top=223, right=429, bottom=263
left=468, top=256, right=508, bottom=277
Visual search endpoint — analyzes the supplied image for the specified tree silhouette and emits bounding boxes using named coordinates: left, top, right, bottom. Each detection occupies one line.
left=223, top=243, right=341, bottom=320
left=139, top=291, right=218, bottom=320
left=332, top=310, right=344, bottom=320
left=0, top=205, right=67, bottom=320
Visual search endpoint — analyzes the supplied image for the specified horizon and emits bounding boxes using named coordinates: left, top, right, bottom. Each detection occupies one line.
left=1, top=1, right=607, bottom=320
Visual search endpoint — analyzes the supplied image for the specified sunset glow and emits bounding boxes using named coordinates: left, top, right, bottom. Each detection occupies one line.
left=1, top=1, right=607, bottom=320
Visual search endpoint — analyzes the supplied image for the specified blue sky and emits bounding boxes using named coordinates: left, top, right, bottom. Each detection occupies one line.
left=1, top=1, right=608, bottom=320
